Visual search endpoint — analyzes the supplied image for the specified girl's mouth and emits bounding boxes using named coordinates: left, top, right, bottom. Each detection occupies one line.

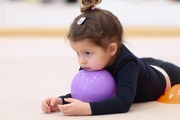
left=83, top=67, right=90, bottom=70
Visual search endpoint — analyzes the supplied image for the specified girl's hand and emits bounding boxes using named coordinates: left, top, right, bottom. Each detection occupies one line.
left=41, top=97, right=62, bottom=113
left=58, top=98, right=92, bottom=116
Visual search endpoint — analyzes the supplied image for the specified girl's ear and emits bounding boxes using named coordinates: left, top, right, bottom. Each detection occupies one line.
left=108, top=43, right=118, bottom=56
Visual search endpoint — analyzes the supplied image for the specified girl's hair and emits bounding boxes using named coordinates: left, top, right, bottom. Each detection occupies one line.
left=67, top=0, right=123, bottom=51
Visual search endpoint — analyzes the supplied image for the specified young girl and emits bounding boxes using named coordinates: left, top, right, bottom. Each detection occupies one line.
left=41, top=0, right=180, bottom=116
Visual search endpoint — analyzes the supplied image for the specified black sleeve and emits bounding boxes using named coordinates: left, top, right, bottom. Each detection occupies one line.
left=89, top=61, right=138, bottom=115
left=58, top=94, right=72, bottom=104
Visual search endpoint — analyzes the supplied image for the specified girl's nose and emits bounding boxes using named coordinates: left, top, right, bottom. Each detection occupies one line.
left=79, top=57, right=87, bottom=65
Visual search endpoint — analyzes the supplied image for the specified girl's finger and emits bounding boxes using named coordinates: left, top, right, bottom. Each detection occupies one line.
left=58, top=104, right=69, bottom=111
left=50, top=98, right=57, bottom=106
left=64, top=98, right=76, bottom=103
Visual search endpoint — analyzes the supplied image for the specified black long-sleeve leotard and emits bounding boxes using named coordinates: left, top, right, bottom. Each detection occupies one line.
left=59, top=44, right=166, bottom=115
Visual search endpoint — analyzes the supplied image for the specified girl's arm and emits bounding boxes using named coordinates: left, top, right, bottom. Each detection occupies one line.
left=90, top=62, right=138, bottom=115
left=59, top=62, right=138, bottom=115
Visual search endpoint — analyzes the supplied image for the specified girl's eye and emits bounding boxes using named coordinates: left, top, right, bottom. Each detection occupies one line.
left=85, top=52, right=91, bottom=56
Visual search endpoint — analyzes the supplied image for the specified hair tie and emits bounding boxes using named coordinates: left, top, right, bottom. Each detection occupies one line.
left=91, top=5, right=96, bottom=10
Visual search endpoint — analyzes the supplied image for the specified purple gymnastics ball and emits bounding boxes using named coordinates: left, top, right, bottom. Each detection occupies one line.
left=71, top=69, right=115, bottom=102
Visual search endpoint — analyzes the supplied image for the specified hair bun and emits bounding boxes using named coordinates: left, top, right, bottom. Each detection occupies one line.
left=80, top=0, right=102, bottom=12
left=82, top=0, right=101, bottom=6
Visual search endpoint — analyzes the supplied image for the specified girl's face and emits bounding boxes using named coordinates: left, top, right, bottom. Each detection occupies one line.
left=69, top=40, right=117, bottom=71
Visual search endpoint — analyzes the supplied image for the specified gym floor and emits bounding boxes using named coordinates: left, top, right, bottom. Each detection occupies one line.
left=0, top=0, right=180, bottom=120
left=0, top=36, right=180, bottom=120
